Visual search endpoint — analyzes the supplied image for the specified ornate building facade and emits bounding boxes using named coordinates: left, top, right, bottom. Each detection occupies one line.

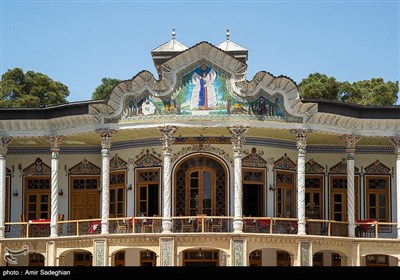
left=0, top=32, right=399, bottom=267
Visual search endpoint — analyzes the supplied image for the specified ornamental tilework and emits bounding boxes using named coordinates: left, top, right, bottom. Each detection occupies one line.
left=305, top=158, right=324, bottom=173
left=161, top=239, right=173, bottom=266
left=242, top=147, right=267, bottom=167
left=22, top=158, right=51, bottom=175
left=329, top=158, right=360, bottom=174
left=300, top=241, right=310, bottom=266
left=95, top=241, right=105, bottom=266
left=274, top=154, right=296, bottom=170
left=109, top=154, right=127, bottom=170
left=233, top=240, right=244, bottom=266
left=68, top=158, right=101, bottom=175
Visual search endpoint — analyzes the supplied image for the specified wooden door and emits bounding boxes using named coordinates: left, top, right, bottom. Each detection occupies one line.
left=71, top=177, right=100, bottom=220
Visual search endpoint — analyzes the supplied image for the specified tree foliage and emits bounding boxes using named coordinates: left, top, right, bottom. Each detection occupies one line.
left=0, top=68, right=69, bottom=108
left=92, top=78, right=122, bottom=101
left=299, top=73, right=399, bottom=106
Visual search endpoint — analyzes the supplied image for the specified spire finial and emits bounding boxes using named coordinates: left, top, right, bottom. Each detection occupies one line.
left=172, top=28, right=176, bottom=40
left=226, top=29, right=230, bottom=41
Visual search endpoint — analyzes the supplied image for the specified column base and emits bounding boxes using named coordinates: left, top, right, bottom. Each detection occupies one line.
left=162, top=219, right=173, bottom=233
left=233, top=219, right=243, bottom=233
left=297, top=221, right=307, bottom=235
left=348, top=223, right=356, bottom=238
left=101, top=221, right=109, bottom=235
left=50, top=224, right=58, bottom=237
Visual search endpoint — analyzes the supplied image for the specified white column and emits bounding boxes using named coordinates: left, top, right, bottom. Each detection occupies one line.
left=390, top=137, right=400, bottom=239
left=0, top=137, right=12, bottom=238
left=44, top=136, right=65, bottom=237
left=159, top=126, right=177, bottom=233
left=229, top=125, right=248, bottom=233
left=291, top=129, right=311, bottom=235
left=97, top=129, right=116, bottom=234
left=341, top=135, right=361, bottom=238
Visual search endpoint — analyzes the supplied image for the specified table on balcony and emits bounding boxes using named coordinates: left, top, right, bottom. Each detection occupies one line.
left=355, top=219, right=376, bottom=237
left=89, top=220, right=101, bottom=234
left=28, top=219, right=50, bottom=237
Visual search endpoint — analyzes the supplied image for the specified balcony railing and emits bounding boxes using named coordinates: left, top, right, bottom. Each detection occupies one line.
left=4, top=216, right=398, bottom=239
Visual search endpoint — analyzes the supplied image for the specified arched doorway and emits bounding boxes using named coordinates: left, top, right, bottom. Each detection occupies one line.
left=175, top=155, right=227, bottom=216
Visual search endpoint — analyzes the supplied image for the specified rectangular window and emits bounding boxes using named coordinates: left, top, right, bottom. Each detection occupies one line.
left=366, top=176, right=389, bottom=222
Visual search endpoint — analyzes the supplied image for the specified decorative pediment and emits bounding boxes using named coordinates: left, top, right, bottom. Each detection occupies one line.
left=22, top=158, right=51, bottom=175
left=242, top=147, right=267, bottom=168
left=110, top=154, right=127, bottom=170
left=329, top=158, right=359, bottom=174
left=364, top=160, right=390, bottom=174
left=68, top=159, right=101, bottom=175
left=274, top=154, right=296, bottom=170
left=134, top=149, right=162, bottom=168
left=104, top=41, right=304, bottom=124
left=305, top=159, right=324, bottom=173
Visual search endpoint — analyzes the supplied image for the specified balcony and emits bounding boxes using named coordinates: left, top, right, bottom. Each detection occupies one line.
left=4, top=216, right=398, bottom=239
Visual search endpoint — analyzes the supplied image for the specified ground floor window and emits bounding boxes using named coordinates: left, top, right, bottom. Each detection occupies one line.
left=276, top=251, right=291, bottom=266
left=140, top=250, right=156, bottom=266
left=249, top=250, right=262, bottom=266
left=366, top=254, right=389, bottom=266
left=74, top=252, right=92, bottom=266
left=183, top=250, right=219, bottom=266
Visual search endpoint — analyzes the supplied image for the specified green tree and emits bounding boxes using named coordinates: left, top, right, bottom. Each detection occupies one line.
left=299, top=73, right=399, bottom=106
left=92, top=78, right=122, bottom=101
left=340, top=78, right=398, bottom=106
left=298, top=73, right=341, bottom=101
left=0, top=68, right=69, bottom=108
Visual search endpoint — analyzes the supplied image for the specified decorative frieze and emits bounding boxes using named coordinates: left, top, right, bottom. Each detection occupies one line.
left=22, top=158, right=51, bottom=175
left=364, top=160, right=391, bottom=174
left=274, top=154, right=296, bottom=170
left=242, top=147, right=267, bottom=167
left=305, top=159, right=324, bottom=173
left=131, top=149, right=162, bottom=168
left=172, top=144, right=233, bottom=166
left=329, top=158, right=360, bottom=174
left=174, top=136, right=231, bottom=145
left=109, top=154, right=127, bottom=170
left=68, top=159, right=101, bottom=175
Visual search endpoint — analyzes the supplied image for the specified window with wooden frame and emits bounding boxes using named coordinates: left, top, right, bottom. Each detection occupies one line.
left=136, top=168, right=160, bottom=217
left=70, top=176, right=100, bottom=220
left=275, top=171, right=295, bottom=218
left=332, top=253, right=341, bottom=267
left=365, top=175, right=389, bottom=222
left=249, top=250, right=262, bottom=266
left=114, top=251, right=125, bottom=266
left=29, top=253, right=45, bottom=267
left=276, top=251, right=291, bottom=266
left=74, top=252, right=92, bottom=266
left=313, top=252, right=323, bottom=266
left=109, top=171, right=126, bottom=218
left=305, top=175, right=323, bottom=219
left=186, top=167, right=215, bottom=216
left=330, top=175, right=359, bottom=221
left=183, top=250, right=219, bottom=267
left=140, top=250, right=156, bottom=266
left=25, top=176, right=51, bottom=221
left=365, top=254, right=389, bottom=267
left=243, top=168, right=265, bottom=217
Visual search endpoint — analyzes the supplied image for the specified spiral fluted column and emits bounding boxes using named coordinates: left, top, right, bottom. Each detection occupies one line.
left=0, top=137, right=12, bottom=238
left=341, top=135, right=361, bottom=237
left=390, top=137, right=400, bottom=239
left=291, top=129, right=311, bottom=235
left=229, top=125, right=248, bottom=233
left=159, top=126, right=177, bottom=233
left=45, top=136, right=65, bottom=237
left=97, top=129, right=116, bottom=234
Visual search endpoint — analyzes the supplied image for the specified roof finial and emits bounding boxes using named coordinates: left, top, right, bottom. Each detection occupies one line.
left=226, top=29, right=230, bottom=41
left=172, top=28, right=176, bottom=40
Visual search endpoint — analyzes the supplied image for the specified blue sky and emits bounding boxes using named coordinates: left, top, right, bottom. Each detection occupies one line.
left=1, top=0, right=399, bottom=104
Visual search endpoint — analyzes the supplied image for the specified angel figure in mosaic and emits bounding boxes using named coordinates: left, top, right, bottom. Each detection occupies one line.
left=190, top=69, right=217, bottom=110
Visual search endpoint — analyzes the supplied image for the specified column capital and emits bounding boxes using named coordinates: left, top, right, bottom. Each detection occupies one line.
left=229, top=125, right=248, bottom=156
left=0, top=137, right=13, bottom=156
left=158, top=125, right=177, bottom=154
left=44, top=135, right=65, bottom=151
left=290, top=129, right=312, bottom=151
left=341, top=135, right=361, bottom=157
left=390, top=137, right=400, bottom=156
left=96, top=129, right=117, bottom=149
